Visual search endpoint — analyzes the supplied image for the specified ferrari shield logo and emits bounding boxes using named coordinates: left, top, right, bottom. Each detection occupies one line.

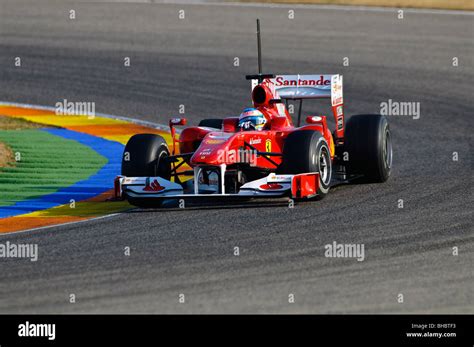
left=265, top=139, right=272, bottom=152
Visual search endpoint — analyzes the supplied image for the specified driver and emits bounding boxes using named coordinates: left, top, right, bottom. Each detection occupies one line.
left=238, top=108, right=267, bottom=131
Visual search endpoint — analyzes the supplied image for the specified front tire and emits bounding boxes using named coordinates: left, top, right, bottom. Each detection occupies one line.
left=121, top=133, right=171, bottom=179
left=344, top=114, right=392, bottom=182
left=279, top=130, right=332, bottom=199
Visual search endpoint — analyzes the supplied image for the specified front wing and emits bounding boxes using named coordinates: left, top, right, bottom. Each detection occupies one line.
left=115, top=172, right=321, bottom=205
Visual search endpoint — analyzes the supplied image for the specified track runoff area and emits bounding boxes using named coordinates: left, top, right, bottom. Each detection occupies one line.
left=0, top=102, right=179, bottom=233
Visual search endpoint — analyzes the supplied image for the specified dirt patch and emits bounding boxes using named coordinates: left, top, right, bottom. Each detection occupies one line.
left=0, top=141, right=15, bottom=168
left=0, top=115, right=46, bottom=130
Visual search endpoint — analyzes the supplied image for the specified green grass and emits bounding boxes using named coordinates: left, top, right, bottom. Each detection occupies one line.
left=0, top=129, right=107, bottom=206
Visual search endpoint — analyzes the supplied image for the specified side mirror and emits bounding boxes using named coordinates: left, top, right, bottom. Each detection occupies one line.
left=169, top=118, right=187, bottom=126
left=169, top=118, right=187, bottom=156
left=305, top=115, right=323, bottom=124
left=306, top=115, right=328, bottom=134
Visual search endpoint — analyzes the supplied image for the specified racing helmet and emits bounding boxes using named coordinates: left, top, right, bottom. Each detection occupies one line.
left=238, top=108, right=267, bottom=131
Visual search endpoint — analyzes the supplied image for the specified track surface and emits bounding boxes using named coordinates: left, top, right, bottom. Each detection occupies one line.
left=0, top=2, right=472, bottom=313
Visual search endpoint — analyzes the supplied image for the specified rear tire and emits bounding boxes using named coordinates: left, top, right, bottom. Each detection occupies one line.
left=279, top=130, right=332, bottom=199
left=344, top=114, right=392, bottom=182
left=198, top=119, right=223, bottom=129
left=121, top=134, right=171, bottom=179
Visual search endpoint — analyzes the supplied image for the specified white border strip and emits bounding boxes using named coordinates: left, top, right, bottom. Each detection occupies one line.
left=0, top=101, right=170, bottom=131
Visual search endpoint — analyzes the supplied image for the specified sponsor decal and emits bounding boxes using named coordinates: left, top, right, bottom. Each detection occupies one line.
left=143, top=178, right=165, bottom=192
left=205, top=139, right=225, bottom=145
left=265, top=139, right=272, bottom=152
left=249, top=138, right=262, bottom=145
left=199, top=148, right=212, bottom=157
left=253, top=75, right=334, bottom=99
left=336, top=107, right=344, bottom=130
left=275, top=75, right=330, bottom=87
left=331, top=75, right=343, bottom=106
left=337, top=117, right=343, bottom=130
left=268, top=174, right=292, bottom=182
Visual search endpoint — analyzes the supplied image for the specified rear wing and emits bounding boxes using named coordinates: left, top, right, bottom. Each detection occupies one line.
left=251, top=74, right=343, bottom=105
left=251, top=74, right=345, bottom=139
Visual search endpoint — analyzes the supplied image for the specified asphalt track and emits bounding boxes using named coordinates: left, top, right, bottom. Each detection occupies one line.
left=0, top=1, right=472, bottom=313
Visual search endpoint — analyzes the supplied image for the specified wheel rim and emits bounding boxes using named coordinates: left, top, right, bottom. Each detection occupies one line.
left=383, top=129, right=393, bottom=169
left=319, top=146, right=331, bottom=185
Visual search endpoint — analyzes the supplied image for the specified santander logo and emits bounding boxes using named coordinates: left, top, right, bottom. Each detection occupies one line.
left=275, top=75, right=330, bottom=87
left=143, top=179, right=165, bottom=192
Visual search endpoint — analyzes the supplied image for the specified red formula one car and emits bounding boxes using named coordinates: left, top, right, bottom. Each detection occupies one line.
left=115, top=20, right=392, bottom=208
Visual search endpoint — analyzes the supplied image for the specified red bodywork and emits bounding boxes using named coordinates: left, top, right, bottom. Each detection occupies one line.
left=175, top=80, right=337, bottom=170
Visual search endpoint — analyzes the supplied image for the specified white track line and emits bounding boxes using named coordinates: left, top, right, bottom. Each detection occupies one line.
left=0, top=101, right=170, bottom=131
left=0, top=101, right=171, bottom=236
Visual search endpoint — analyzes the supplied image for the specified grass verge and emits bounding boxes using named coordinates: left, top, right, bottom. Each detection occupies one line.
left=0, top=129, right=107, bottom=206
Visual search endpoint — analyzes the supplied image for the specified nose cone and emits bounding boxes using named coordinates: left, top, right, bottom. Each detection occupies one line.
left=190, top=132, right=237, bottom=165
